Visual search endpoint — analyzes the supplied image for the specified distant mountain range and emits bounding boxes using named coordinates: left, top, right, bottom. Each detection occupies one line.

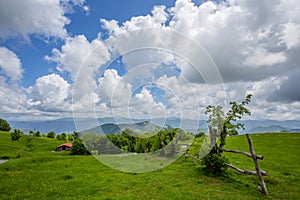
left=8, top=117, right=300, bottom=134
left=82, top=121, right=160, bottom=134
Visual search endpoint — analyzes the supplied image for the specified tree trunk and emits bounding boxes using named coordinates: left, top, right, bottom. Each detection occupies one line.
left=209, top=125, right=217, bottom=154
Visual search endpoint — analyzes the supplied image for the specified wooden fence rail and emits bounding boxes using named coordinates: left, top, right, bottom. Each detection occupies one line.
left=224, top=134, right=268, bottom=195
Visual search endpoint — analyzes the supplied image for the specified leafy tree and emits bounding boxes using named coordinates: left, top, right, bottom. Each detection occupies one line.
left=61, top=133, right=67, bottom=141
left=29, top=130, right=34, bottom=136
left=70, top=139, right=91, bottom=155
left=47, top=131, right=56, bottom=138
left=56, top=134, right=62, bottom=140
left=73, top=131, right=80, bottom=140
left=11, top=129, right=23, bottom=142
left=67, top=134, right=74, bottom=141
left=202, top=94, right=252, bottom=174
left=0, top=118, right=11, bottom=131
left=195, top=132, right=205, bottom=138
left=35, top=131, right=41, bottom=137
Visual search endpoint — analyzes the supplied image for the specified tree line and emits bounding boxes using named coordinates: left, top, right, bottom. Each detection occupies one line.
left=81, top=127, right=194, bottom=157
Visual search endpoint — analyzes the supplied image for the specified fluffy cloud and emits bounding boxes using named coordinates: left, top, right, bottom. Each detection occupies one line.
left=101, top=5, right=168, bottom=36
left=97, top=69, right=132, bottom=107
left=168, top=0, right=300, bottom=82
left=46, top=34, right=111, bottom=115
left=0, top=47, right=23, bottom=81
left=0, top=0, right=88, bottom=39
left=0, top=76, right=27, bottom=116
left=27, top=74, right=71, bottom=112
left=2, top=0, right=300, bottom=121
left=96, top=0, right=300, bottom=120
left=101, top=0, right=300, bottom=82
left=45, top=35, right=110, bottom=80
left=131, top=87, right=166, bottom=118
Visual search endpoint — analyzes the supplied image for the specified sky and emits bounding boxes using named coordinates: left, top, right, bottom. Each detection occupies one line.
left=0, top=0, right=299, bottom=122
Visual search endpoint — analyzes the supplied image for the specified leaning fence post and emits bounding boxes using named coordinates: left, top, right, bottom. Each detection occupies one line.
left=246, top=134, right=268, bottom=195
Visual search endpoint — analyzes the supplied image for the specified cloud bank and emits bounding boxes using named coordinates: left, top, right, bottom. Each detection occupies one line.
left=0, top=0, right=299, bottom=121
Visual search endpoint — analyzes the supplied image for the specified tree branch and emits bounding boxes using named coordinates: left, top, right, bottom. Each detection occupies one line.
left=222, top=148, right=264, bottom=160
left=225, top=163, right=268, bottom=176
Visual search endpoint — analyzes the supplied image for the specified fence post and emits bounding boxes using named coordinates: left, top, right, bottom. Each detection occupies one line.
left=246, top=134, right=268, bottom=195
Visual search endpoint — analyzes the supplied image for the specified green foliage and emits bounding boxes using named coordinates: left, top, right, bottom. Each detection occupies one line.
left=70, top=139, right=91, bottom=155
left=67, top=134, right=74, bottom=141
left=56, top=134, right=62, bottom=140
left=47, top=131, right=55, bottom=138
left=16, top=137, right=35, bottom=158
left=35, top=131, right=41, bottom=137
left=73, top=131, right=80, bottom=140
left=0, top=118, right=11, bottom=131
left=205, top=94, right=253, bottom=138
left=56, top=133, right=67, bottom=141
left=29, top=130, right=41, bottom=137
left=195, top=132, right=205, bottom=138
left=80, top=127, right=187, bottom=156
left=61, top=133, right=67, bottom=141
left=187, top=135, right=205, bottom=158
left=29, top=130, right=34, bottom=136
left=201, top=153, right=228, bottom=175
left=203, top=94, right=252, bottom=174
left=11, top=129, right=23, bottom=142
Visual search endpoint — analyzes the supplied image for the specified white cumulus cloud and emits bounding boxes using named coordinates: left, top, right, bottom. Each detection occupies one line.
left=0, top=0, right=88, bottom=40
left=27, top=73, right=71, bottom=112
left=0, top=47, right=23, bottom=81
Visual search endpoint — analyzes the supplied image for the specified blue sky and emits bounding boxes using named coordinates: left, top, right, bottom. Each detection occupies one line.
left=1, top=0, right=177, bottom=87
left=0, top=0, right=299, bottom=121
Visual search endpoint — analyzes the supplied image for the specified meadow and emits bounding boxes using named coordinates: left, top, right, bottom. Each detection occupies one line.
left=0, top=131, right=299, bottom=199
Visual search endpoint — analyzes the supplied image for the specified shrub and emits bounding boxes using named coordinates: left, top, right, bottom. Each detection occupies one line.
left=47, top=131, right=56, bottom=138
left=0, top=118, right=11, bottom=131
left=35, top=131, right=41, bottom=137
left=11, top=129, right=23, bottom=142
left=201, top=153, right=228, bottom=175
left=70, top=139, right=91, bottom=155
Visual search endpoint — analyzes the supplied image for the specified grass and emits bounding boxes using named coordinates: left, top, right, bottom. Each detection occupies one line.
left=0, top=131, right=299, bottom=199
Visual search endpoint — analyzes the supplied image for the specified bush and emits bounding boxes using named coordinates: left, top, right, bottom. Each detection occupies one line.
left=35, top=131, right=41, bottom=137
left=61, top=133, right=67, bottom=141
left=70, top=139, right=91, bottom=155
left=0, top=118, right=11, bottom=131
left=47, top=131, right=56, bottom=138
left=11, top=129, right=23, bottom=142
left=195, top=132, right=205, bottom=138
left=201, top=153, right=228, bottom=175
left=56, top=134, right=62, bottom=140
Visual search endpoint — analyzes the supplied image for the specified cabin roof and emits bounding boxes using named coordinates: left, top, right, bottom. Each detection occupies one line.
left=57, top=142, right=73, bottom=148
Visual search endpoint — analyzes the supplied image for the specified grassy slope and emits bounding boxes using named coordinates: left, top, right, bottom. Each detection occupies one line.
left=0, top=131, right=299, bottom=199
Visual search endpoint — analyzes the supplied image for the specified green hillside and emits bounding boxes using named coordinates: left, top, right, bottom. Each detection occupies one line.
left=0, top=131, right=299, bottom=199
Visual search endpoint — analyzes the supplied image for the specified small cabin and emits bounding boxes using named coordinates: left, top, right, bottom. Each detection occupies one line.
left=56, top=142, right=73, bottom=151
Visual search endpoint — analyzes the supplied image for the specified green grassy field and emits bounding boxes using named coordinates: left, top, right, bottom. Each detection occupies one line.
left=0, top=131, right=299, bottom=199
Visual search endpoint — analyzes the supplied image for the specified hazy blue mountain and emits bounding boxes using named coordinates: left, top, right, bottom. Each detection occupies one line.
left=247, top=125, right=288, bottom=133
left=82, top=121, right=160, bottom=134
left=9, top=118, right=77, bottom=134
left=7, top=117, right=300, bottom=134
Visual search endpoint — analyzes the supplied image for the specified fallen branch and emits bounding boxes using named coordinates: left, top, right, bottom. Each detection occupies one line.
left=225, top=163, right=268, bottom=176
left=222, top=148, right=264, bottom=160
